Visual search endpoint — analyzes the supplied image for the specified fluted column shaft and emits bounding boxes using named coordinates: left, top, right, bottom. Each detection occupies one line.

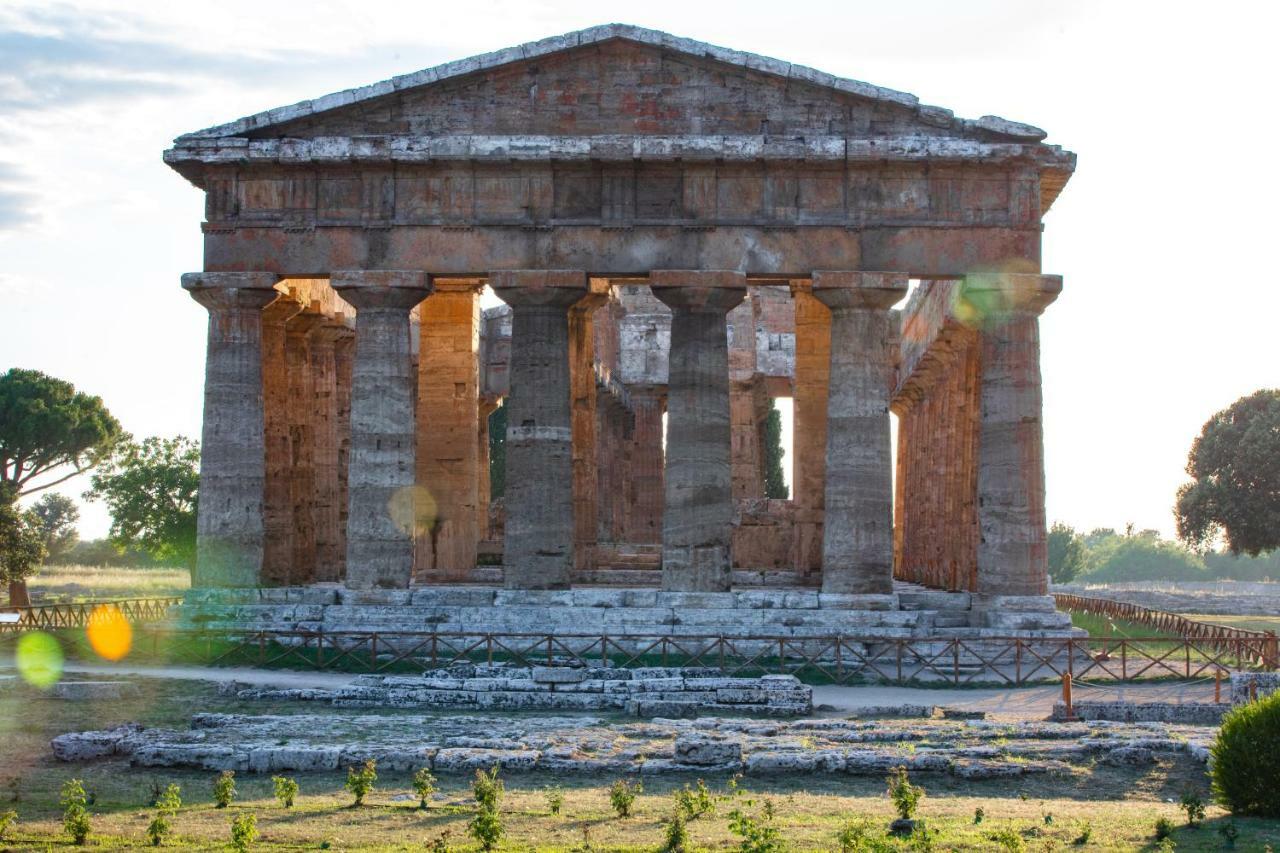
left=310, top=320, right=353, bottom=583
left=651, top=271, right=746, bottom=592
left=260, top=294, right=303, bottom=585
left=971, top=274, right=1061, bottom=597
left=332, top=271, right=433, bottom=590
left=491, top=270, right=588, bottom=590
left=813, top=271, right=908, bottom=594
left=182, top=271, right=281, bottom=588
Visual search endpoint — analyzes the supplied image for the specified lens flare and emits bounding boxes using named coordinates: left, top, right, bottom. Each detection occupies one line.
left=387, top=484, right=438, bottom=537
left=16, top=631, right=63, bottom=688
left=86, top=604, right=132, bottom=661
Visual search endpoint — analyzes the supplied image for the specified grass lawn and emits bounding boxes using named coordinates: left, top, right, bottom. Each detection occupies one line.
left=1178, top=613, right=1280, bottom=634
left=2, top=679, right=1277, bottom=850
left=24, top=565, right=189, bottom=604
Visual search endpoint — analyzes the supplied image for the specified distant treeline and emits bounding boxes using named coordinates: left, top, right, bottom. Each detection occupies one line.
left=1052, top=525, right=1280, bottom=585
left=57, top=538, right=179, bottom=569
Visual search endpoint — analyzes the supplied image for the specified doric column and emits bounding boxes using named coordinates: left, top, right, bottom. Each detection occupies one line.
left=333, top=330, right=354, bottom=582
left=260, top=293, right=303, bottom=585
left=570, top=282, right=610, bottom=573
left=650, top=270, right=747, bottom=592
left=415, top=280, right=483, bottom=581
left=284, top=307, right=326, bottom=584
left=182, top=271, right=281, bottom=588
left=812, top=271, right=908, bottom=595
left=970, top=273, right=1061, bottom=597
left=309, top=318, right=353, bottom=583
left=789, top=280, right=830, bottom=579
left=625, top=386, right=665, bottom=543
left=490, top=270, right=588, bottom=590
left=331, top=270, right=433, bottom=590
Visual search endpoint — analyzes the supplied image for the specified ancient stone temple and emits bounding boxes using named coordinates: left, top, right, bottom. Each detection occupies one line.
left=167, top=25, right=1077, bottom=637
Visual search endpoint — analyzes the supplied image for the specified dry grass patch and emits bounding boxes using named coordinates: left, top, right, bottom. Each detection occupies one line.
left=25, top=564, right=189, bottom=603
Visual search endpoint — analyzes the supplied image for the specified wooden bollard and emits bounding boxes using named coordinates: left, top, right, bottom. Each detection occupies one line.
left=1215, top=670, right=1223, bottom=704
left=1062, top=672, right=1074, bottom=719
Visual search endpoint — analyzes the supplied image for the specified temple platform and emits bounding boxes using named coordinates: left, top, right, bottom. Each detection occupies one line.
left=175, top=582, right=1079, bottom=639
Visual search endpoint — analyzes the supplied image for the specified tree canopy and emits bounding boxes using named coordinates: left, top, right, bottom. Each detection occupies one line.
left=0, top=368, right=123, bottom=497
left=30, top=493, right=79, bottom=562
left=763, top=403, right=789, bottom=500
left=0, top=484, right=45, bottom=604
left=1047, top=522, right=1084, bottom=584
left=85, top=436, right=200, bottom=570
left=1175, top=389, right=1280, bottom=556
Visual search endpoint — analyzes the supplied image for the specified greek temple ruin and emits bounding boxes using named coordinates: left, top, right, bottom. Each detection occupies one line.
left=167, top=25, right=1077, bottom=636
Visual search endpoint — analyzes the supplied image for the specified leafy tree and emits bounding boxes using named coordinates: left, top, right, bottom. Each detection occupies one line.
left=0, top=368, right=121, bottom=604
left=763, top=403, right=789, bottom=500
left=31, top=493, right=79, bottom=562
left=488, top=404, right=507, bottom=499
left=85, top=436, right=199, bottom=570
left=0, top=485, right=45, bottom=606
left=1047, top=522, right=1085, bottom=584
left=1176, top=389, right=1280, bottom=556
left=1078, top=531, right=1207, bottom=584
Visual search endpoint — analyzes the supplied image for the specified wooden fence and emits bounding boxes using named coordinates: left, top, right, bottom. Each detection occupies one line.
left=0, top=597, right=184, bottom=633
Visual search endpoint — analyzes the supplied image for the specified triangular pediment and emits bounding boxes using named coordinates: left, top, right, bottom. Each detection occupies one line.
left=174, top=25, right=1048, bottom=145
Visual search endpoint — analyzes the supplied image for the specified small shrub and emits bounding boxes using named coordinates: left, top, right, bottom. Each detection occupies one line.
left=544, top=784, right=564, bottom=816
left=909, top=823, right=938, bottom=853
left=973, top=806, right=985, bottom=824
left=212, top=770, right=236, bottom=809
left=426, top=829, right=453, bottom=852
left=728, top=799, right=784, bottom=853
left=469, top=766, right=504, bottom=851
left=0, top=809, right=16, bottom=838
left=229, top=812, right=257, bottom=852
left=60, top=778, right=91, bottom=845
left=272, top=776, right=298, bottom=808
left=1072, top=820, right=1092, bottom=845
left=146, top=813, right=171, bottom=846
left=1155, top=839, right=1176, bottom=852
left=1043, top=812, right=1054, bottom=825
left=838, top=819, right=896, bottom=852
left=412, top=767, right=437, bottom=810
left=345, top=758, right=377, bottom=807
left=1218, top=821, right=1239, bottom=849
left=1179, top=789, right=1205, bottom=827
left=1154, top=815, right=1175, bottom=841
left=609, top=778, right=643, bottom=818
left=886, top=766, right=924, bottom=820
left=987, top=826, right=1026, bottom=852
left=674, top=779, right=715, bottom=821
left=155, top=784, right=181, bottom=813
left=661, top=810, right=691, bottom=853
left=1211, top=688, right=1280, bottom=817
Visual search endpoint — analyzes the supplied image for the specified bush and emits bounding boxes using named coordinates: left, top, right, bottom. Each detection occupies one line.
left=469, top=766, right=504, bottom=851
left=412, top=767, right=437, bottom=810
left=60, top=778, right=91, bottom=845
left=345, top=759, right=377, bottom=806
left=1211, top=689, right=1280, bottom=816
left=987, top=826, right=1026, bottom=852
left=728, top=799, right=784, bottom=852
left=0, top=809, right=16, bottom=839
left=661, top=810, right=691, bottom=853
left=1179, top=789, right=1205, bottom=827
left=886, top=766, right=924, bottom=820
left=147, top=784, right=181, bottom=845
left=544, top=784, right=564, bottom=816
left=973, top=806, right=984, bottom=824
left=1072, top=820, right=1092, bottom=845
left=1154, top=815, right=1175, bottom=840
left=146, top=813, right=171, bottom=846
left=230, top=812, right=257, bottom=852
left=213, top=770, right=236, bottom=809
left=272, top=776, right=298, bottom=808
left=837, top=819, right=896, bottom=852
left=674, top=779, right=715, bottom=821
left=609, top=778, right=642, bottom=818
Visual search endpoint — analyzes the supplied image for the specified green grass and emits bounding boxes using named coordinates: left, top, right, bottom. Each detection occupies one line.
left=25, top=564, right=189, bottom=604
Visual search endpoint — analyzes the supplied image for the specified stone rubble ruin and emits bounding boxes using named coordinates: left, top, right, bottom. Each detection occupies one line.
left=164, top=24, right=1076, bottom=636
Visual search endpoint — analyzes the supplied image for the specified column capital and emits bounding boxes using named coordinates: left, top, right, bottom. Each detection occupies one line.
left=309, top=319, right=355, bottom=347
left=285, top=307, right=328, bottom=338
left=332, top=270, right=433, bottom=310
left=961, top=273, right=1062, bottom=319
left=183, top=271, right=281, bottom=312
left=430, top=277, right=486, bottom=294
left=811, top=271, right=909, bottom=311
left=649, top=270, right=746, bottom=313
left=490, top=269, right=588, bottom=308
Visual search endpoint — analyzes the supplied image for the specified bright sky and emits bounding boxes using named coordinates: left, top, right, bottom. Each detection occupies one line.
left=2, top=1, right=1276, bottom=541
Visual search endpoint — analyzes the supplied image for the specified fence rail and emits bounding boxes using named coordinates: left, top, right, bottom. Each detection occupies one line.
left=0, top=597, right=184, bottom=633
left=1054, top=593, right=1278, bottom=664
left=65, top=628, right=1275, bottom=685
